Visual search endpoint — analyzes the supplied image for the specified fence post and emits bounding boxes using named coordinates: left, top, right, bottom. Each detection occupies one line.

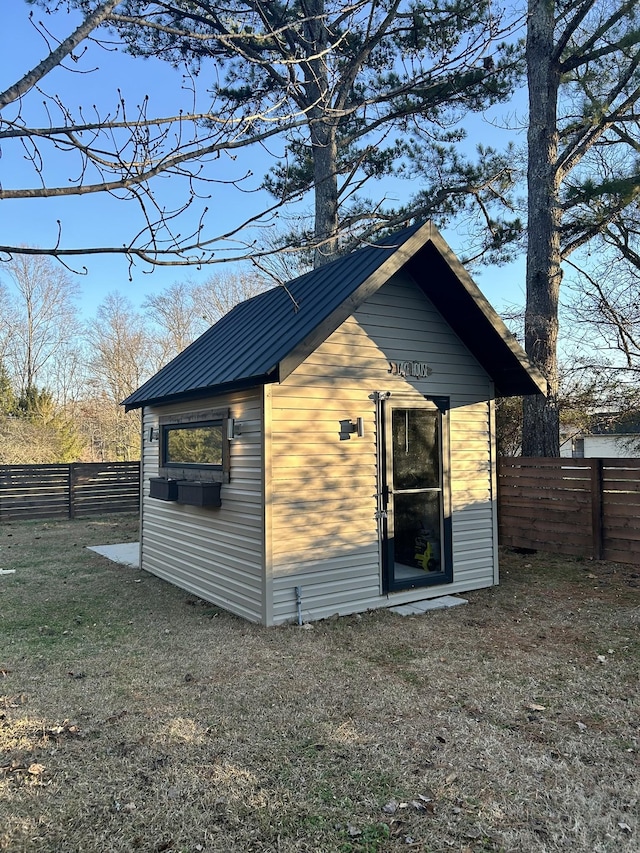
left=68, top=464, right=76, bottom=519
left=590, top=458, right=604, bottom=561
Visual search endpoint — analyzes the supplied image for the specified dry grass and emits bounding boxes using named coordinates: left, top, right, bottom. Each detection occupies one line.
left=1, top=514, right=638, bottom=853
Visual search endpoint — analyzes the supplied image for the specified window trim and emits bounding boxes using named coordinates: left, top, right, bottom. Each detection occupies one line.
left=157, top=407, right=230, bottom=483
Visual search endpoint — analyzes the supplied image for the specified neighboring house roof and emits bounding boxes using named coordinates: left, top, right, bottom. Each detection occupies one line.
left=123, top=221, right=546, bottom=411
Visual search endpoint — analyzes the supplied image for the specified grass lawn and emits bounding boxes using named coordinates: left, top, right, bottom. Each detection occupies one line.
left=1, top=514, right=638, bottom=852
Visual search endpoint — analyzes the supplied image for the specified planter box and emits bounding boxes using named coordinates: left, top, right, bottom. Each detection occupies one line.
left=177, top=480, right=222, bottom=508
left=149, top=477, right=179, bottom=501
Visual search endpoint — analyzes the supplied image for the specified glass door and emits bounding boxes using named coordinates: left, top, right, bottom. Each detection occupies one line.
left=382, top=400, right=451, bottom=592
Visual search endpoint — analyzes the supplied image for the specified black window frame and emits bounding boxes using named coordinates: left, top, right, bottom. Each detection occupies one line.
left=161, top=419, right=224, bottom=469
left=157, top=407, right=230, bottom=483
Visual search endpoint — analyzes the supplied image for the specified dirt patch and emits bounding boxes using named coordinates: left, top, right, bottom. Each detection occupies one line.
left=1, top=516, right=638, bottom=852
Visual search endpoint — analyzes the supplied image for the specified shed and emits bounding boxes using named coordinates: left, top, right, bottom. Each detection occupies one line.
left=124, top=221, right=546, bottom=625
left=560, top=412, right=640, bottom=459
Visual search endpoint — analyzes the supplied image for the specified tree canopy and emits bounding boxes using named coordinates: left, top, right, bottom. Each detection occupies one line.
left=2, top=0, right=523, bottom=271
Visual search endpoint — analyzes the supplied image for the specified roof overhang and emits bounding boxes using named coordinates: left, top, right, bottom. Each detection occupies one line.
left=279, top=223, right=546, bottom=397
left=123, top=220, right=545, bottom=411
left=123, top=372, right=277, bottom=412
left=410, top=235, right=546, bottom=397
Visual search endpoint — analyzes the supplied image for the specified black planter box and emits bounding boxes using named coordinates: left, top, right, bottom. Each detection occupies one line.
left=177, top=480, right=222, bottom=508
left=149, top=477, right=179, bottom=501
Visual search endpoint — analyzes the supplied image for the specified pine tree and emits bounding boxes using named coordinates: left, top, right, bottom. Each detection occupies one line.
left=523, top=0, right=640, bottom=455
left=108, top=0, right=521, bottom=265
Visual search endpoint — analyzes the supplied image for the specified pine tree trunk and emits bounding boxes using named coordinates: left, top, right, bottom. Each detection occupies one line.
left=522, top=0, right=562, bottom=457
left=303, top=0, right=339, bottom=267
left=311, top=121, right=339, bottom=266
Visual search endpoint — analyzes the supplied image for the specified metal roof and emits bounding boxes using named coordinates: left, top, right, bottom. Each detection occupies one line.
left=123, top=221, right=546, bottom=411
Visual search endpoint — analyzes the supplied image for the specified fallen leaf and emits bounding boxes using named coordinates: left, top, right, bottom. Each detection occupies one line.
left=618, top=822, right=632, bottom=833
left=382, top=800, right=398, bottom=814
left=28, top=763, right=45, bottom=776
left=597, top=655, right=607, bottom=663
left=445, top=772, right=458, bottom=784
left=576, top=721, right=587, bottom=732
left=527, top=702, right=546, bottom=712
left=347, top=825, right=361, bottom=837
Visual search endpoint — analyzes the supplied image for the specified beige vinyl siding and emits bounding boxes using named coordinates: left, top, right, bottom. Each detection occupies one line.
left=140, top=388, right=264, bottom=623
left=449, top=401, right=495, bottom=588
left=270, top=271, right=498, bottom=624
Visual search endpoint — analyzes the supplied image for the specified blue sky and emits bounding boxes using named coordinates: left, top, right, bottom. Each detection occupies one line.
left=2, top=0, right=529, bottom=321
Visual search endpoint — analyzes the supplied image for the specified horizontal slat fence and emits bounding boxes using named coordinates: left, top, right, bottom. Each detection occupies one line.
left=0, top=462, right=140, bottom=521
left=498, top=457, right=640, bottom=565
left=600, top=459, right=640, bottom=564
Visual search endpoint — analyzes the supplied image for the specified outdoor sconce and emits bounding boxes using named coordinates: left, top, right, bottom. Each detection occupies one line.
left=226, top=419, right=242, bottom=440
left=148, top=426, right=159, bottom=442
left=339, top=417, right=364, bottom=440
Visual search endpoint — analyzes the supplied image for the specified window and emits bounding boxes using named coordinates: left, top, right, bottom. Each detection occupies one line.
left=572, top=437, right=585, bottom=458
left=163, top=421, right=223, bottom=467
left=157, top=407, right=230, bottom=482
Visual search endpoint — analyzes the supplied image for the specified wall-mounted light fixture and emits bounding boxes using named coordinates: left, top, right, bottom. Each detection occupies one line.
left=339, top=417, right=365, bottom=440
left=148, top=426, right=159, bottom=442
left=226, top=419, right=242, bottom=440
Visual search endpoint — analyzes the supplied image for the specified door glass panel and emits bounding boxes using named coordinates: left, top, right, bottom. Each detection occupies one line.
left=393, top=492, right=442, bottom=579
left=392, top=409, right=440, bottom=490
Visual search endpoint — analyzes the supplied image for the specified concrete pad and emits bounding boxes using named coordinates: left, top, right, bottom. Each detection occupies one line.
left=390, top=595, right=467, bottom=616
left=87, top=542, right=140, bottom=568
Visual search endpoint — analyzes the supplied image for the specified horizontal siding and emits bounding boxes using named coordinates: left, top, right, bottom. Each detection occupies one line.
left=585, top=436, right=637, bottom=458
left=269, top=273, right=497, bottom=624
left=142, top=409, right=160, bottom=480
left=449, top=400, right=495, bottom=591
left=141, top=389, right=264, bottom=623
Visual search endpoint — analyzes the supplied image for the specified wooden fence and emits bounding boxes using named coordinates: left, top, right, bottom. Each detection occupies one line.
left=498, top=457, right=640, bottom=565
left=0, top=462, right=140, bottom=521
left=4, top=457, right=640, bottom=563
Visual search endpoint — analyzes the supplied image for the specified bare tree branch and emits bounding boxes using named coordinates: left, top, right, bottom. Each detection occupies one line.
left=1, top=1, right=521, bottom=270
left=0, top=0, right=121, bottom=109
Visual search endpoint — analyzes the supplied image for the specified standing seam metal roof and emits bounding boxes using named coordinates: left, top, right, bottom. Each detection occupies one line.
left=123, top=221, right=545, bottom=410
